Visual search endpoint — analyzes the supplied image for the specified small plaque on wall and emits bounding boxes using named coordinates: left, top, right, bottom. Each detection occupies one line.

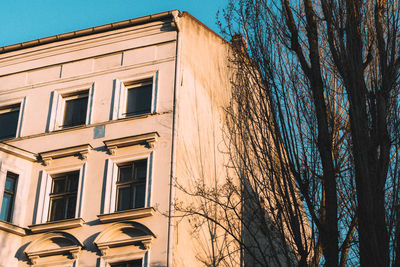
left=94, top=125, right=105, bottom=139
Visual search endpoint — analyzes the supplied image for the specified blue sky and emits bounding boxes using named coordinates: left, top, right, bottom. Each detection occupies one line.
left=0, top=0, right=228, bottom=47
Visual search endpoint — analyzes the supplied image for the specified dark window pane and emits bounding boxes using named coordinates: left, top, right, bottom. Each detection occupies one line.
left=126, top=84, right=152, bottom=116
left=63, top=96, right=88, bottom=127
left=129, top=260, right=143, bottom=267
left=111, top=260, right=142, bottom=267
left=0, top=172, right=18, bottom=222
left=53, top=178, right=66, bottom=194
left=119, top=166, right=132, bottom=182
left=66, top=197, right=77, bottom=219
left=118, top=187, right=131, bottom=211
left=50, top=198, right=66, bottom=221
left=134, top=184, right=146, bottom=209
left=0, top=109, right=19, bottom=140
left=0, top=193, right=13, bottom=221
left=134, top=160, right=147, bottom=180
left=67, top=173, right=79, bottom=192
left=4, top=176, right=16, bottom=191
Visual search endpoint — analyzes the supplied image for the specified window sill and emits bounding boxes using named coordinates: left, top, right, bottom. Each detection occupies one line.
left=0, top=136, right=17, bottom=142
left=0, top=220, right=26, bottom=236
left=51, top=124, right=87, bottom=135
left=28, top=218, right=85, bottom=233
left=3, top=112, right=162, bottom=144
left=117, top=113, right=151, bottom=121
left=58, top=124, right=87, bottom=131
left=97, top=207, right=155, bottom=223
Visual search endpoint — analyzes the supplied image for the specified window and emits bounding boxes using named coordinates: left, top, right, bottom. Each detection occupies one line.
left=0, top=104, right=20, bottom=140
left=111, top=76, right=157, bottom=120
left=0, top=172, right=18, bottom=222
left=61, top=91, right=88, bottom=128
left=48, top=171, right=79, bottom=221
left=124, top=80, right=152, bottom=117
left=101, top=145, right=154, bottom=215
left=111, top=260, right=142, bottom=267
left=33, top=163, right=87, bottom=225
left=116, top=159, right=147, bottom=211
left=48, top=83, right=94, bottom=132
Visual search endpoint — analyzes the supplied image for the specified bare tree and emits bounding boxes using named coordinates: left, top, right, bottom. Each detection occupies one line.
left=176, top=0, right=400, bottom=266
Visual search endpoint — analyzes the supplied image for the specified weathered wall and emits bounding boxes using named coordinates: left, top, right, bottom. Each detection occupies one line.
left=173, top=13, right=233, bottom=266
left=0, top=11, right=235, bottom=267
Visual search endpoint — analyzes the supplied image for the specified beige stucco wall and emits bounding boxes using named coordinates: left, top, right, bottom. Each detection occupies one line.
left=0, top=151, right=36, bottom=267
left=0, top=11, right=233, bottom=267
left=0, top=14, right=178, bottom=267
left=172, top=14, right=232, bottom=266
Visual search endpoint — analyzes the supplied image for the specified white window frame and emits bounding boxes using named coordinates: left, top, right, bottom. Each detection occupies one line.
left=60, top=91, right=89, bottom=128
left=48, top=83, right=95, bottom=131
left=34, top=163, right=87, bottom=224
left=0, top=162, right=28, bottom=226
left=103, top=152, right=154, bottom=215
left=111, top=71, right=158, bottom=120
left=0, top=97, right=26, bottom=139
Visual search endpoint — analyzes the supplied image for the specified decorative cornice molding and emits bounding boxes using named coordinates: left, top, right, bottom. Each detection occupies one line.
left=0, top=142, right=37, bottom=162
left=0, top=10, right=178, bottom=55
left=94, top=221, right=156, bottom=257
left=28, top=218, right=85, bottom=233
left=97, top=207, right=155, bottom=223
left=97, top=235, right=154, bottom=256
left=24, top=231, right=83, bottom=265
left=0, top=220, right=27, bottom=236
left=39, top=144, right=92, bottom=166
left=103, top=132, right=159, bottom=155
left=26, top=245, right=81, bottom=259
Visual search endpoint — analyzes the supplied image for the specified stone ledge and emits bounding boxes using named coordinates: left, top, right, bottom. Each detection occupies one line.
left=97, top=207, right=155, bottom=223
left=39, top=144, right=92, bottom=165
left=28, top=218, right=85, bottom=233
left=97, top=235, right=154, bottom=256
left=103, top=132, right=159, bottom=155
left=0, top=143, right=37, bottom=161
left=0, top=220, right=26, bottom=236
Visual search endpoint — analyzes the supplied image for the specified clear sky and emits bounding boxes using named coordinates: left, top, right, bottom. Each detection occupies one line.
left=0, top=0, right=228, bottom=47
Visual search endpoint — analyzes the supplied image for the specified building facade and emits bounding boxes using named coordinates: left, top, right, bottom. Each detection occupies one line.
left=0, top=10, right=231, bottom=266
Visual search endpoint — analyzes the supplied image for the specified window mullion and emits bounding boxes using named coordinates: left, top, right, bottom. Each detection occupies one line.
left=132, top=183, right=136, bottom=209
left=64, top=197, right=69, bottom=219
left=130, top=162, right=135, bottom=209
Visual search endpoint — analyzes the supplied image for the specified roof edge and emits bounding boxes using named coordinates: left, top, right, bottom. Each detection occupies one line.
left=180, top=12, right=228, bottom=44
left=0, top=10, right=180, bottom=55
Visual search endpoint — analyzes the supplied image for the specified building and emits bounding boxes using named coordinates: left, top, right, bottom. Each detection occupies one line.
left=0, top=10, right=231, bottom=266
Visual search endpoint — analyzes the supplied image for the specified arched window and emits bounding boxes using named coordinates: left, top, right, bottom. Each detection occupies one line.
left=24, top=231, right=83, bottom=266
left=94, top=221, right=156, bottom=266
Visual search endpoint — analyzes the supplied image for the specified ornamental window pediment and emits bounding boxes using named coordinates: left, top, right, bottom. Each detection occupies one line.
left=94, top=221, right=156, bottom=258
left=39, top=144, right=92, bottom=166
left=103, top=132, right=159, bottom=155
left=24, top=231, right=83, bottom=266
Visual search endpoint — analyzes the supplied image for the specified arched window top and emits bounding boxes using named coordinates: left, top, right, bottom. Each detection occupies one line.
left=24, top=231, right=83, bottom=265
left=94, top=221, right=156, bottom=256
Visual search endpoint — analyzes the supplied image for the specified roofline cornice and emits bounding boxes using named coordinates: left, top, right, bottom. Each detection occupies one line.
left=0, top=10, right=180, bottom=55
